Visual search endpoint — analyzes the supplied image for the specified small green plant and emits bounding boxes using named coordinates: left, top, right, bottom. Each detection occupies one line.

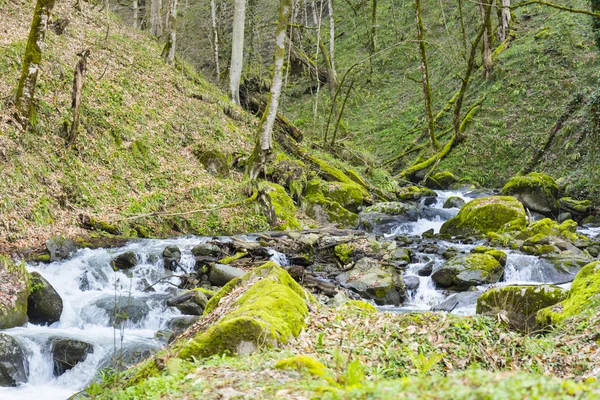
left=406, top=346, right=444, bottom=377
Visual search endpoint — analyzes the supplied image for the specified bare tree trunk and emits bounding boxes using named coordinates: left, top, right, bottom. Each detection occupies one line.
left=414, top=0, right=439, bottom=150
left=150, top=0, right=162, bottom=37
left=68, top=50, right=90, bottom=147
left=211, top=0, right=220, bottom=78
left=133, top=0, right=139, bottom=28
left=499, top=0, right=511, bottom=41
left=457, top=0, right=467, bottom=55
left=328, top=0, right=336, bottom=73
left=162, top=0, right=177, bottom=65
left=370, top=0, right=377, bottom=53
left=230, top=0, right=246, bottom=105
left=248, top=0, right=292, bottom=179
left=479, top=0, right=493, bottom=78
left=15, top=0, right=56, bottom=123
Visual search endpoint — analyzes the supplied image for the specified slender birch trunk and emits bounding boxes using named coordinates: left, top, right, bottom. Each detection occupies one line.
left=15, top=0, right=56, bottom=122
left=479, top=0, right=493, bottom=79
left=499, top=0, right=511, bottom=41
left=248, top=0, right=292, bottom=179
left=133, top=0, right=139, bottom=28
left=164, top=0, right=177, bottom=65
left=68, top=50, right=90, bottom=147
left=414, top=0, right=438, bottom=150
left=230, top=0, right=246, bottom=105
left=210, top=0, right=220, bottom=78
left=150, top=0, right=162, bottom=37
left=328, top=0, right=336, bottom=73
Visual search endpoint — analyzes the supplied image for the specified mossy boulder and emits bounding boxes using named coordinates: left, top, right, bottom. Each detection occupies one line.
left=27, top=272, right=63, bottom=326
left=177, top=263, right=308, bottom=359
left=537, top=261, right=600, bottom=326
left=538, top=253, right=594, bottom=284
left=560, top=197, right=592, bottom=218
left=162, top=245, right=181, bottom=271
left=425, top=171, right=458, bottom=190
left=110, top=251, right=138, bottom=270
left=45, top=235, right=77, bottom=261
left=501, top=172, right=560, bottom=216
left=335, top=258, right=405, bottom=305
left=0, top=333, right=28, bottom=387
left=358, top=202, right=419, bottom=233
left=260, top=183, right=301, bottom=231
left=431, top=254, right=504, bottom=291
left=440, top=196, right=526, bottom=237
left=303, top=180, right=359, bottom=228
left=197, top=150, right=230, bottom=177
left=396, top=186, right=437, bottom=201
left=269, top=159, right=307, bottom=200
left=275, top=355, right=327, bottom=377
left=582, top=215, right=600, bottom=227
left=443, top=196, right=465, bottom=209
left=476, top=285, right=567, bottom=332
left=305, top=179, right=366, bottom=213
left=0, top=256, right=30, bottom=329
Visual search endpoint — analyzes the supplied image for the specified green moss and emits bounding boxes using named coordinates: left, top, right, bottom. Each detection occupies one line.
left=274, top=355, right=327, bottom=377
left=339, top=300, right=378, bottom=314
left=178, top=263, right=308, bottom=359
left=303, top=183, right=359, bottom=228
left=484, top=250, right=507, bottom=267
left=440, top=196, right=526, bottom=236
left=0, top=256, right=30, bottom=329
left=262, top=183, right=301, bottom=231
left=309, top=156, right=369, bottom=200
left=432, top=254, right=503, bottom=290
left=305, top=179, right=365, bottom=212
left=515, top=218, right=586, bottom=244
left=396, top=186, right=437, bottom=201
left=501, top=172, right=558, bottom=199
left=334, top=243, right=355, bottom=265
left=217, top=252, right=248, bottom=264
left=537, top=261, right=600, bottom=326
left=472, top=245, right=494, bottom=254
left=425, top=171, right=458, bottom=189
left=560, top=197, right=592, bottom=214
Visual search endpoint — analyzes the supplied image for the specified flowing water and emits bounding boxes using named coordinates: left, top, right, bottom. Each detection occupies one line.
left=0, top=191, right=596, bottom=398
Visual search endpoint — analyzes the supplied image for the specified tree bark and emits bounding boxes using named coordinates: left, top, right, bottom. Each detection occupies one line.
left=480, top=0, right=494, bottom=79
left=230, top=0, right=246, bottom=105
left=370, top=0, right=377, bottom=53
left=247, top=0, right=292, bottom=179
left=150, top=0, right=162, bottom=37
left=211, top=0, right=220, bottom=78
left=133, top=0, right=139, bottom=28
left=15, top=0, right=56, bottom=123
left=328, top=0, right=336, bottom=73
left=457, top=0, right=467, bottom=54
left=499, top=0, right=511, bottom=41
left=414, top=0, right=438, bottom=150
left=162, top=0, right=177, bottom=65
left=67, top=50, right=90, bottom=148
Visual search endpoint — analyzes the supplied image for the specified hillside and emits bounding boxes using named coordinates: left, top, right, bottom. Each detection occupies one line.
left=0, top=0, right=270, bottom=252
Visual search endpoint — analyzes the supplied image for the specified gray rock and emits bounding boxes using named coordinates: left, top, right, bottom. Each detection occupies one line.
left=358, top=202, right=419, bottom=234
left=431, top=254, right=503, bottom=291
left=97, top=341, right=159, bottom=372
left=91, top=296, right=150, bottom=325
left=27, top=272, right=63, bottom=325
left=162, top=245, right=181, bottom=271
left=51, top=339, right=93, bottom=376
left=111, top=252, right=138, bottom=270
left=443, top=196, right=465, bottom=209
left=336, top=258, right=403, bottom=306
left=538, top=254, right=594, bottom=284
left=166, top=315, right=202, bottom=331
left=209, top=264, right=245, bottom=286
left=175, top=301, right=203, bottom=315
left=432, top=291, right=482, bottom=312
left=403, top=275, right=420, bottom=291
left=0, top=334, right=28, bottom=387
left=192, top=243, right=222, bottom=258
left=46, top=236, right=77, bottom=261
left=417, top=262, right=434, bottom=277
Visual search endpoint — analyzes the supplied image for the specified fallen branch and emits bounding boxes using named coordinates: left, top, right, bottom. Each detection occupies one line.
left=511, top=1, right=600, bottom=17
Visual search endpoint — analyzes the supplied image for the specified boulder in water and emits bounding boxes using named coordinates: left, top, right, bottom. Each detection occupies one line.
left=51, top=339, right=94, bottom=376
left=46, top=235, right=77, bottom=261
left=0, top=333, right=28, bottom=387
left=443, top=196, right=465, bottom=209
left=417, top=262, right=434, bottom=277
left=477, top=285, right=566, bottom=332
left=440, top=196, right=526, bottom=237
left=501, top=172, right=560, bottom=216
left=358, top=202, right=418, bottom=233
left=396, top=186, right=437, bottom=201
left=537, top=261, right=600, bottom=327
left=560, top=197, right=592, bottom=219
left=27, top=272, right=63, bottom=325
left=0, top=256, right=30, bottom=329
left=336, top=258, right=405, bottom=305
left=425, top=171, right=458, bottom=190
left=91, top=296, right=150, bottom=325
left=192, top=243, right=222, bottom=258
left=431, top=254, right=504, bottom=291
left=111, top=251, right=138, bottom=270
left=432, top=291, right=482, bottom=313
left=403, top=275, right=420, bottom=291
left=582, top=215, right=600, bottom=228
left=162, top=245, right=181, bottom=271
left=209, top=264, right=246, bottom=286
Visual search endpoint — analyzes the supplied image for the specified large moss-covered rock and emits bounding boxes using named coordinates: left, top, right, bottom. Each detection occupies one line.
left=303, top=180, right=359, bottom=228
left=537, top=261, right=600, bottom=326
left=425, top=171, right=458, bottom=190
left=197, top=150, right=229, bottom=177
left=51, top=339, right=94, bottom=376
left=305, top=179, right=366, bottom=213
left=560, top=197, right=592, bottom=218
left=28, top=272, right=63, bottom=326
left=335, top=258, right=405, bottom=305
left=440, top=196, right=526, bottom=236
left=0, top=333, right=28, bottom=387
left=0, top=256, right=30, bottom=329
left=501, top=172, right=560, bottom=216
left=177, top=263, right=308, bottom=359
left=477, top=285, right=567, bottom=332
left=431, top=254, right=504, bottom=291
left=260, top=183, right=301, bottom=231
left=396, top=186, right=437, bottom=201
left=269, top=159, right=307, bottom=200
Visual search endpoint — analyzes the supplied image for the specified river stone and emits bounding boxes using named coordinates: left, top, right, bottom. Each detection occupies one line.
left=0, top=257, right=30, bottom=329
left=0, top=333, right=28, bottom=387
left=162, top=245, right=181, bottom=271
left=27, top=272, right=63, bottom=326
left=501, top=172, right=560, bottom=216
left=403, top=275, right=420, bottom=291
left=167, top=315, right=202, bottom=331
left=358, top=202, right=418, bottom=234
left=431, top=254, right=504, bottom=291
left=335, top=258, right=404, bottom=305
left=97, top=341, right=160, bottom=372
left=443, top=196, right=465, bottom=209
left=417, top=262, right=434, bottom=277
left=192, top=243, right=222, bottom=258
left=92, top=296, right=150, bottom=325
left=51, top=339, right=94, bottom=376
left=440, top=196, right=527, bottom=237
left=476, top=285, right=567, bottom=332
left=46, top=235, right=77, bottom=261
left=425, top=171, right=458, bottom=190
left=396, top=186, right=437, bottom=201
left=432, top=291, right=482, bottom=313
left=111, top=252, right=138, bottom=270
left=537, top=253, right=594, bottom=284
left=209, top=264, right=245, bottom=286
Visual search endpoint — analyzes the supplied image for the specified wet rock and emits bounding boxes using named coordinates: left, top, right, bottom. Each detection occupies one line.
left=443, top=196, right=465, bottom=209
left=440, top=196, right=526, bottom=237
left=582, top=215, right=600, bottom=227
left=162, top=245, right=181, bottom=271
left=432, top=291, right=482, bottom=312
left=0, top=257, right=30, bottom=329
left=538, top=253, right=594, bottom=284
left=417, top=262, right=434, bottom=277
left=431, top=254, right=504, bottom=291
left=425, top=171, right=458, bottom=190
left=396, top=186, right=437, bottom=201
left=477, top=285, right=566, bottom=332
left=27, top=272, right=63, bottom=325
left=192, top=243, right=222, bottom=258
left=111, top=252, right=138, bottom=270
left=501, top=172, right=560, bottom=216
left=166, top=315, right=202, bottom=331
left=259, top=183, right=301, bottom=230
left=403, top=275, right=420, bottom=291
left=97, top=341, right=160, bottom=372
left=91, top=296, right=150, bottom=325
left=560, top=197, right=592, bottom=219
left=422, top=196, right=437, bottom=206
left=422, top=229, right=435, bottom=239
left=46, top=236, right=77, bottom=261
left=175, top=301, right=203, bottom=316
left=209, top=264, right=246, bottom=286
left=168, top=290, right=209, bottom=316
left=0, top=333, right=28, bottom=387
left=335, top=258, right=404, bottom=305
left=358, top=202, right=419, bottom=234
left=51, top=339, right=93, bottom=376
left=197, top=149, right=229, bottom=177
